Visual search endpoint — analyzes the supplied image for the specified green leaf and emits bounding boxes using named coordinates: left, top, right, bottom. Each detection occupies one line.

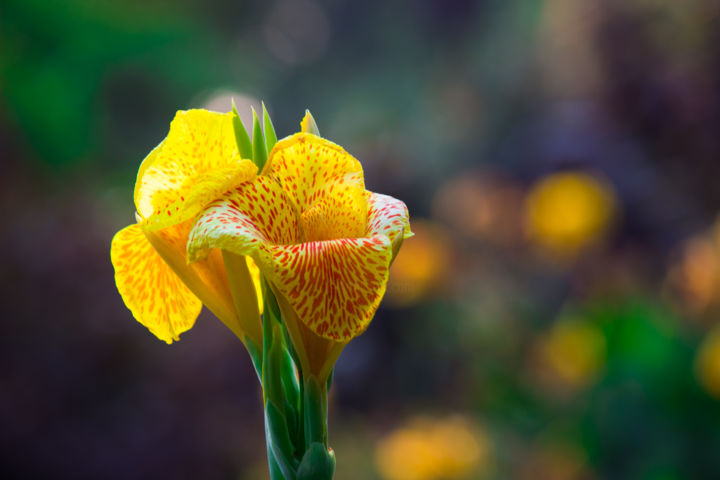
left=267, top=441, right=286, bottom=480
left=252, top=107, right=268, bottom=171
left=231, top=99, right=253, bottom=159
left=263, top=102, right=278, bottom=153
left=296, top=442, right=335, bottom=480
left=263, top=325, right=286, bottom=405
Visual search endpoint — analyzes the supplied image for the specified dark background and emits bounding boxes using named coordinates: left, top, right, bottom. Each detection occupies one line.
left=3, top=0, right=720, bottom=478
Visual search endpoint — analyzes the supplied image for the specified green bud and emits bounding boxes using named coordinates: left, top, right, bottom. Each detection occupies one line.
left=296, top=442, right=335, bottom=480
left=231, top=99, right=253, bottom=160
left=263, top=102, right=278, bottom=153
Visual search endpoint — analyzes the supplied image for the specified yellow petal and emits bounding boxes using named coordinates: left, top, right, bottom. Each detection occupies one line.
left=144, top=219, right=263, bottom=347
left=135, top=109, right=258, bottom=231
left=264, top=235, right=393, bottom=341
left=247, top=256, right=264, bottom=314
left=110, top=224, right=201, bottom=343
left=262, top=133, right=364, bottom=214
left=300, top=175, right=367, bottom=242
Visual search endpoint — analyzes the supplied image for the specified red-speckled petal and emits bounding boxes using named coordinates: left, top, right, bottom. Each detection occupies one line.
left=110, top=223, right=201, bottom=343
left=135, top=109, right=257, bottom=231
left=366, top=192, right=413, bottom=242
left=264, top=235, right=393, bottom=341
left=263, top=133, right=364, bottom=213
left=187, top=176, right=301, bottom=262
left=301, top=174, right=367, bottom=242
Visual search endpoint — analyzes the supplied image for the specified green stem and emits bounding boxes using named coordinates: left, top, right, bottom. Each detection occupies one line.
left=303, top=375, right=328, bottom=449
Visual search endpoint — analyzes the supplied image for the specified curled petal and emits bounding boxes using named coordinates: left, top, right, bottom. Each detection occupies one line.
left=187, top=176, right=301, bottom=262
left=135, top=109, right=257, bottom=231
left=111, top=224, right=201, bottom=343
left=366, top=192, right=413, bottom=260
left=366, top=192, right=413, bottom=242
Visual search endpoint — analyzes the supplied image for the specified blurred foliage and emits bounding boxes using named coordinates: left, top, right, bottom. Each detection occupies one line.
left=4, top=0, right=720, bottom=479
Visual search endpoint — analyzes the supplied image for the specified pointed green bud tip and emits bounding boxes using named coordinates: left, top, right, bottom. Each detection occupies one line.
left=262, top=102, right=278, bottom=152
left=230, top=98, right=253, bottom=159
left=297, top=442, right=336, bottom=480
left=300, top=110, right=320, bottom=136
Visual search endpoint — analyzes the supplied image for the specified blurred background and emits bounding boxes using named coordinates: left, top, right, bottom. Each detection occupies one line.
left=3, top=0, right=720, bottom=478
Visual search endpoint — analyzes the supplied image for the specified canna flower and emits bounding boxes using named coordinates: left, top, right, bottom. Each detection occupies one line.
left=110, top=109, right=263, bottom=346
left=187, top=113, right=412, bottom=379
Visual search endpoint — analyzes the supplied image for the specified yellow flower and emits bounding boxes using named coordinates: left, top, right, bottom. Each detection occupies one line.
left=186, top=116, right=412, bottom=379
left=110, top=109, right=263, bottom=346
left=525, top=171, right=616, bottom=259
left=375, top=416, right=490, bottom=480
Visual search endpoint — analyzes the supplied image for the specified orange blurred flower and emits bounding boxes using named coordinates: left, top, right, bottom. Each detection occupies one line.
left=375, top=415, right=490, bottom=480
left=385, top=219, right=451, bottom=307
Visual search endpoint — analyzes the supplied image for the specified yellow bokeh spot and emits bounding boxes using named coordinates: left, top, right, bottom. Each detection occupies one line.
left=695, top=326, right=720, bottom=399
left=525, top=172, right=616, bottom=259
left=375, top=416, right=490, bottom=480
left=539, top=318, right=606, bottom=389
left=386, top=220, right=450, bottom=307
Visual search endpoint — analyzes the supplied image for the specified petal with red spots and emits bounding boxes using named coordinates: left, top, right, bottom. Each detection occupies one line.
left=301, top=174, right=368, bottom=242
left=187, top=176, right=301, bottom=263
left=110, top=223, right=201, bottom=343
left=366, top=192, right=413, bottom=242
left=135, top=109, right=257, bottom=231
left=264, top=236, right=393, bottom=341
left=263, top=133, right=364, bottom=214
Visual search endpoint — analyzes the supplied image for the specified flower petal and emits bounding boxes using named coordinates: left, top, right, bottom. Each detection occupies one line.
left=135, top=109, right=257, bottom=231
left=263, top=133, right=364, bottom=214
left=187, top=176, right=301, bottom=262
left=366, top=192, right=413, bottom=242
left=300, top=175, right=367, bottom=242
left=264, top=236, right=393, bottom=341
left=145, top=219, right=263, bottom=346
left=111, top=224, right=202, bottom=343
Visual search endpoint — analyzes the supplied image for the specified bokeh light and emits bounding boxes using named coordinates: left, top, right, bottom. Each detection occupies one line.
left=534, top=317, right=607, bottom=392
left=374, top=416, right=490, bottom=480
left=525, top=172, right=617, bottom=261
left=385, top=219, right=451, bottom=307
